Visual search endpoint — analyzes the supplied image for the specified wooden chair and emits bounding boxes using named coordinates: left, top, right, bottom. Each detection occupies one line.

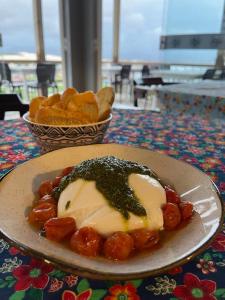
left=0, top=94, right=29, bottom=120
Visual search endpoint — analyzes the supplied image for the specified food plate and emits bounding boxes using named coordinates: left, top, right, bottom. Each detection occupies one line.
left=0, top=144, right=223, bottom=280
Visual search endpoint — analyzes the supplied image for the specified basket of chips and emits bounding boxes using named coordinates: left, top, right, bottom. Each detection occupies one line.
left=23, top=87, right=114, bottom=153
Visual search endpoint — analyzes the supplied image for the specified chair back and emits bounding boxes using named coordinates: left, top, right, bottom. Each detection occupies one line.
left=0, top=94, right=29, bottom=120
left=0, top=63, right=12, bottom=82
left=36, top=63, right=56, bottom=84
left=219, top=68, right=225, bottom=79
left=202, top=69, right=216, bottom=80
left=142, top=65, right=150, bottom=77
left=120, top=65, right=131, bottom=79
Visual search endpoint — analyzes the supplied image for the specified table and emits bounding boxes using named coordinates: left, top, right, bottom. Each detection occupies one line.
left=102, top=64, right=143, bottom=85
left=0, top=109, right=224, bottom=300
left=156, top=80, right=225, bottom=120
left=150, top=69, right=203, bottom=83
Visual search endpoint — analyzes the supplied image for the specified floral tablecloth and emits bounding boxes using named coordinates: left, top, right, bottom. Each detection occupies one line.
left=0, top=109, right=224, bottom=300
left=157, top=82, right=225, bottom=120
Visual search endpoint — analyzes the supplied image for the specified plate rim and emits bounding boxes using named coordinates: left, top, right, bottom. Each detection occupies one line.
left=0, top=144, right=224, bottom=280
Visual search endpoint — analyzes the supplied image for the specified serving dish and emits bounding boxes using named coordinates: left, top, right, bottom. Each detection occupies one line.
left=0, top=144, right=223, bottom=280
left=23, top=112, right=112, bottom=153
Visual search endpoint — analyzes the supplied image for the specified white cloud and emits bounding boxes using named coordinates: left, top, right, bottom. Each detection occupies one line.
left=153, top=26, right=162, bottom=34
left=127, top=13, right=145, bottom=26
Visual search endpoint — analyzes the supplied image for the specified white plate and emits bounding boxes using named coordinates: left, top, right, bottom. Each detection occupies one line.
left=0, top=144, right=223, bottom=280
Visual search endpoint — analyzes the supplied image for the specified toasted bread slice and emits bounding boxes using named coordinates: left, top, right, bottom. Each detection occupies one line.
left=96, top=87, right=114, bottom=121
left=42, top=93, right=61, bottom=107
left=35, top=105, right=94, bottom=125
left=30, top=87, right=111, bottom=125
left=61, top=87, right=78, bottom=109
left=29, top=96, right=46, bottom=120
left=67, top=91, right=99, bottom=123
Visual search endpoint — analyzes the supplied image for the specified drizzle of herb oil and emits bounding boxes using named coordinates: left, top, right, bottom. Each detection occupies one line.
left=53, top=156, right=157, bottom=219
left=65, top=200, right=71, bottom=210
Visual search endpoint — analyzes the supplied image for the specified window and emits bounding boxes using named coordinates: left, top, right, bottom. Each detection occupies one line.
left=42, top=0, right=61, bottom=56
left=120, top=0, right=164, bottom=61
left=0, top=0, right=35, bottom=54
left=102, top=0, right=113, bottom=59
left=161, top=0, right=224, bottom=64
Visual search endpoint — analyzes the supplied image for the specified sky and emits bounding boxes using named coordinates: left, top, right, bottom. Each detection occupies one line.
left=0, top=0, right=224, bottom=64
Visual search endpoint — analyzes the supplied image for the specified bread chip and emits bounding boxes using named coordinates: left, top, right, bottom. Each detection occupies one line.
left=67, top=91, right=99, bottom=123
left=35, top=106, right=91, bottom=125
left=29, top=96, right=46, bottom=120
left=42, top=93, right=61, bottom=107
left=61, top=87, right=78, bottom=109
left=96, top=87, right=114, bottom=121
left=29, top=86, right=114, bottom=125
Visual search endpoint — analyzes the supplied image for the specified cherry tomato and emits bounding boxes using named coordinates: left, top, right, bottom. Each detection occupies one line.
left=103, top=232, right=134, bottom=260
left=38, top=180, right=53, bottom=198
left=162, top=203, right=181, bottom=230
left=52, top=176, right=63, bottom=188
left=28, top=202, right=56, bottom=225
left=165, top=186, right=180, bottom=204
left=44, top=217, right=76, bottom=242
left=179, top=202, right=193, bottom=220
left=61, top=166, right=74, bottom=177
left=70, top=227, right=102, bottom=257
left=130, top=229, right=160, bottom=250
left=38, top=194, right=56, bottom=205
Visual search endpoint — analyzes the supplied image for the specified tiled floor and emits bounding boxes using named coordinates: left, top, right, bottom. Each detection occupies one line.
left=114, top=91, right=160, bottom=111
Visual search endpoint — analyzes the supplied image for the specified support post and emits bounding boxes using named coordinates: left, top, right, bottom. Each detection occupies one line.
left=215, top=0, right=225, bottom=68
left=33, top=0, right=45, bottom=62
left=59, top=0, right=102, bottom=92
left=112, top=0, right=120, bottom=64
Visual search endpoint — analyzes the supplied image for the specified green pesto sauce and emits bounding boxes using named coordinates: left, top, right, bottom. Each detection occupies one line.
left=53, top=156, right=157, bottom=219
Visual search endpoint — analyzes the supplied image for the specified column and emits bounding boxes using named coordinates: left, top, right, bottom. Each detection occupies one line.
left=59, top=0, right=102, bottom=92
left=33, top=0, right=45, bottom=62
left=112, top=0, right=120, bottom=64
left=33, top=0, right=48, bottom=96
left=215, top=0, right=225, bottom=68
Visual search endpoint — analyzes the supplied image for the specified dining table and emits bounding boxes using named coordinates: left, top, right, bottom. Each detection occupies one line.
left=156, top=80, right=225, bottom=121
left=0, top=108, right=224, bottom=300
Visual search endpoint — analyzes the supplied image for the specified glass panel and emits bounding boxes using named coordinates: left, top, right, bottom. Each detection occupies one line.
left=162, top=0, right=224, bottom=64
left=0, top=0, right=35, bottom=55
left=163, top=0, right=224, bottom=34
left=42, top=0, right=63, bottom=91
left=120, top=0, right=164, bottom=61
left=102, top=0, right=113, bottom=59
left=42, top=0, right=61, bottom=57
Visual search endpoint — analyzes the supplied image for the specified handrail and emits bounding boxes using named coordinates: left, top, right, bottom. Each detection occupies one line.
left=0, top=57, right=214, bottom=68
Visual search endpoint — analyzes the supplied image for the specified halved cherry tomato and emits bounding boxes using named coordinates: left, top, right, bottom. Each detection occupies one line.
left=103, top=231, right=134, bottom=260
left=162, top=202, right=181, bottom=230
left=28, top=202, right=56, bottom=225
left=38, top=194, right=56, bottom=205
left=70, top=227, right=102, bottom=257
left=38, top=180, right=53, bottom=198
left=52, top=176, right=63, bottom=188
left=165, top=186, right=180, bottom=204
left=179, top=202, right=193, bottom=220
left=44, top=217, right=76, bottom=242
left=61, top=166, right=74, bottom=177
left=130, top=229, right=160, bottom=250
